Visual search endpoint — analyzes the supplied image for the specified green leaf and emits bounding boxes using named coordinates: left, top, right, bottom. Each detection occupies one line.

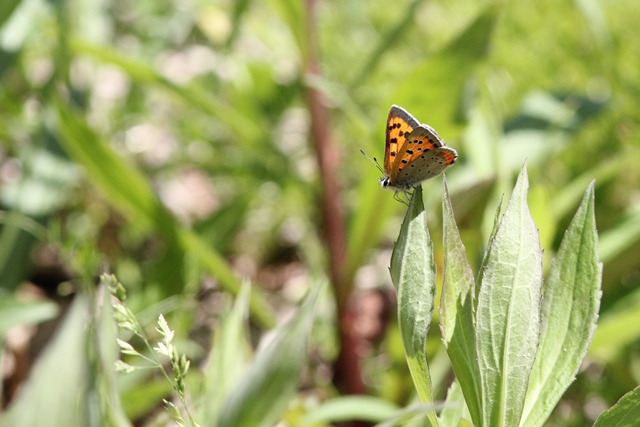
left=0, top=293, right=58, bottom=336
left=476, top=164, right=543, bottom=427
left=389, top=186, right=438, bottom=424
left=440, top=177, right=482, bottom=426
left=593, top=385, right=640, bottom=427
left=520, top=182, right=601, bottom=427
left=0, top=296, right=90, bottom=427
left=298, top=396, right=399, bottom=426
left=376, top=403, right=444, bottom=427
left=199, top=281, right=252, bottom=424
left=438, top=379, right=472, bottom=427
left=477, top=196, right=504, bottom=291
left=0, top=0, right=21, bottom=29
left=216, top=285, right=319, bottom=427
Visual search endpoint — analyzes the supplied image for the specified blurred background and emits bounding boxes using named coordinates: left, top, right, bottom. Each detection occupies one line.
left=0, top=0, right=639, bottom=425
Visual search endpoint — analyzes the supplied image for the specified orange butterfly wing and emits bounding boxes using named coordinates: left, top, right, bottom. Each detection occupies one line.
left=392, top=124, right=444, bottom=176
left=393, top=125, right=457, bottom=187
left=385, top=105, right=419, bottom=180
left=383, top=105, right=458, bottom=191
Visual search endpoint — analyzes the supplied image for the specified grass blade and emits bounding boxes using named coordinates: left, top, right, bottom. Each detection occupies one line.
left=216, top=285, right=319, bottom=427
left=0, top=296, right=90, bottom=427
left=53, top=101, right=274, bottom=327
left=200, top=282, right=251, bottom=424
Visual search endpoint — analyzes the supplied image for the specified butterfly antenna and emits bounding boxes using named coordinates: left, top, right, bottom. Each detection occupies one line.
left=359, top=148, right=384, bottom=174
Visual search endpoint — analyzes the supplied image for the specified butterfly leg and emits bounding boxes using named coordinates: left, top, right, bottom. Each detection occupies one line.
left=393, top=190, right=410, bottom=206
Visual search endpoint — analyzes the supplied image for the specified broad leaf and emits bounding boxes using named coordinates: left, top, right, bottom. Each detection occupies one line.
left=389, top=186, right=438, bottom=425
left=593, top=386, right=640, bottom=427
left=476, top=164, right=542, bottom=427
left=520, top=182, right=602, bottom=427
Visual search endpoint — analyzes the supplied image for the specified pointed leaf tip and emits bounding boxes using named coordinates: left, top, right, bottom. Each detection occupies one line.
left=476, top=163, right=543, bottom=427
left=441, top=178, right=482, bottom=426
left=520, top=179, right=601, bottom=427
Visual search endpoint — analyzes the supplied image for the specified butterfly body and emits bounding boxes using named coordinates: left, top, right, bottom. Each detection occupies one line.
left=380, top=105, right=457, bottom=196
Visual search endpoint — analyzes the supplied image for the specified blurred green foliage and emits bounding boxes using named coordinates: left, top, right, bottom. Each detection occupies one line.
left=0, top=0, right=639, bottom=425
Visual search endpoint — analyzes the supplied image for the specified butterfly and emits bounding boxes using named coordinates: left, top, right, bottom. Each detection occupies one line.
left=361, top=105, right=458, bottom=202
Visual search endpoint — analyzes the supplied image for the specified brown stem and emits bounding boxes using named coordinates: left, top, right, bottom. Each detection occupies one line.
left=304, top=0, right=366, bottom=400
